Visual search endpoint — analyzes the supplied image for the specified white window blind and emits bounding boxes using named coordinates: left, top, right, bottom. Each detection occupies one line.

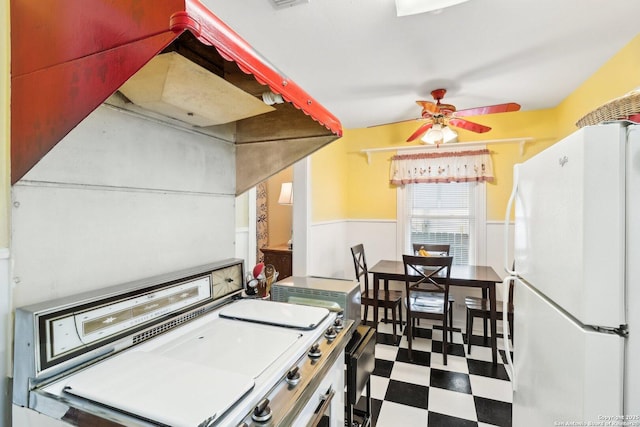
left=409, top=182, right=475, bottom=265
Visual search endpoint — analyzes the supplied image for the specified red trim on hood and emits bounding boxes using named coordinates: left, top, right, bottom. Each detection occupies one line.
left=10, top=0, right=342, bottom=184
left=177, top=1, right=342, bottom=136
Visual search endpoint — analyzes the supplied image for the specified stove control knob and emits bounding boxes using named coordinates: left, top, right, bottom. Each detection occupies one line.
left=324, top=326, right=337, bottom=340
left=251, top=398, right=272, bottom=423
left=308, top=343, right=322, bottom=358
left=285, top=366, right=301, bottom=386
left=337, top=310, right=345, bottom=319
left=333, top=318, right=344, bottom=331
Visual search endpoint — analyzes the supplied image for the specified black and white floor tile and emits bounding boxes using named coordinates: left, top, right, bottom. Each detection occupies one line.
left=352, top=316, right=513, bottom=427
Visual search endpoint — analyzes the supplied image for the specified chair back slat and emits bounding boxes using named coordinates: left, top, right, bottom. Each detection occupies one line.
left=350, top=244, right=370, bottom=294
left=403, top=254, right=453, bottom=293
left=403, top=254, right=454, bottom=364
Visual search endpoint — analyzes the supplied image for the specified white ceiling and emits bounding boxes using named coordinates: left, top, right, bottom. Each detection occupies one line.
left=204, top=0, right=640, bottom=129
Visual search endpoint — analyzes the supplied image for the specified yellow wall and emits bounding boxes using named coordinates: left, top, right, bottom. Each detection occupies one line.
left=338, top=109, right=559, bottom=221
left=312, top=33, right=640, bottom=222
left=311, top=136, right=349, bottom=221
left=1, top=0, right=9, bottom=248
left=475, top=109, right=558, bottom=220
left=556, top=35, right=640, bottom=139
left=267, top=167, right=293, bottom=246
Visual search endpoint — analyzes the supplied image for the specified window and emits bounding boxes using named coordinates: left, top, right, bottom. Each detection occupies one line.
left=398, top=181, right=486, bottom=265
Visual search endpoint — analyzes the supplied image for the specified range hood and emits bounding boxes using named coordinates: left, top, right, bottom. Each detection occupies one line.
left=118, top=51, right=277, bottom=128
left=10, top=0, right=342, bottom=194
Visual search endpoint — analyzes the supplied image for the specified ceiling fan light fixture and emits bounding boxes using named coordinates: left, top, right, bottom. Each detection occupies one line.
left=395, top=0, right=470, bottom=17
left=421, top=124, right=458, bottom=145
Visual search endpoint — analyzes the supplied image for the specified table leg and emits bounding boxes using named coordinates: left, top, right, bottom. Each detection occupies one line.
left=373, top=274, right=379, bottom=332
left=489, top=284, right=498, bottom=365
left=384, top=278, right=390, bottom=323
left=482, top=288, right=489, bottom=340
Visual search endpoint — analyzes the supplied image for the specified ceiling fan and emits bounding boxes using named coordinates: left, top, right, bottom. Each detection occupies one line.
left=404, top=89, right=521, bottom=143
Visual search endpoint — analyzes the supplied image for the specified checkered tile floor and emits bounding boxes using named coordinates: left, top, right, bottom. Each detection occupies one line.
left=351, top=316, right=513, bottom=427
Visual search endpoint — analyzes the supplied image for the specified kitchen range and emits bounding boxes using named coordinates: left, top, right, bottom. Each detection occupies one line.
left=7, top=2, right=350, bottom=424
left=12, top=259, right=356, bottom=426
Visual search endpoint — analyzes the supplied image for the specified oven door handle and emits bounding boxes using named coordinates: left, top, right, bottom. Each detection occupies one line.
left=306, top=386, right=335, bottom=427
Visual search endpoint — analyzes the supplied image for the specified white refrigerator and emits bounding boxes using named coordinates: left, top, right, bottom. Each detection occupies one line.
left=503, top=122, right=640, bottom=425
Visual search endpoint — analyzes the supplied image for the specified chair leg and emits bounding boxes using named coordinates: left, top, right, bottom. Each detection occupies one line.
left=363, top=305, right=369, bottom=325
left=398, top=304, right=403, bottom=328
left=467, top=311, right=473, bottom=354
left=391, top=305, right=398, bottom=344
left=449, top=302, right=454, bottom=343
left=483, top=316, right=488, bottom=343
left=407, top=313, right=413, bottom=360
left=442, top=317, right=448, bottom=365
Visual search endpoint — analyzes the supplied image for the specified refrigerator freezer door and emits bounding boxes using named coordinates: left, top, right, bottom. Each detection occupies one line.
left=515, top=123, right=626, bottom=328
left=513, top=279, right=624, bottom=425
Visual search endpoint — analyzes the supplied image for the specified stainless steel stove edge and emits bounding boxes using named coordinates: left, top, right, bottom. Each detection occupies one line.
left=235, top=319, right=355, bottom=427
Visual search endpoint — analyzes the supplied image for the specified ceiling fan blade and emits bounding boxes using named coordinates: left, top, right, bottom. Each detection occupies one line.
left=406, top=122, right=434, bottom=142
left=416, top=101, right=438, bottom=114
left=453, top=102, right=521, bottom=117
left=368, top=117, right=423, bottom=128
left=448, top=118, right=491, bottom=133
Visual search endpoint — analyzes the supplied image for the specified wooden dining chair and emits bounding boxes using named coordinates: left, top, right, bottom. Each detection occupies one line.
left=412, top=243, right=451, bottom=257
left=403, top=254, right=454, bottom=364
left=411, top=243, right=453, bottom=335
left=465, top=274, right=514, bottom=354
left=351, top=244, right=403, bottom=341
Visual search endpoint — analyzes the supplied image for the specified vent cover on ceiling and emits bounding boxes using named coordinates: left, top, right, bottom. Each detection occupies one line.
left=270, top=0, right=309, bottom=9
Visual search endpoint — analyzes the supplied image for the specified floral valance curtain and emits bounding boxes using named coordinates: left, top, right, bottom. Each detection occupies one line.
left=390, top=148, right=494, bottom=185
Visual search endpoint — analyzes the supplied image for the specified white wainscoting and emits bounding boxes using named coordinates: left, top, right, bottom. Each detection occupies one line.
left=308, top=219, right=397, bottom=280
left=235, top=227, right=249, bottom=266
left=308, top=220, right=349, bottom=278
left=309, top=218, right=514, bottom=330
left=486, top=221, right=515, bottom=307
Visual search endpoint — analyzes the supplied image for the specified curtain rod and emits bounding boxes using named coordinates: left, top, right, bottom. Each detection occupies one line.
left=360, top=137, right=535, bottom=164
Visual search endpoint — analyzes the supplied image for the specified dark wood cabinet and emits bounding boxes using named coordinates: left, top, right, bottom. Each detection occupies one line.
left=260, top=245, right=293, bottom=280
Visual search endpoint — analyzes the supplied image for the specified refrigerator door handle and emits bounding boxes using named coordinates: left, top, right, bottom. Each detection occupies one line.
left=502, top=275, right=516, bottom=390
left=504, top=165, right=519, bottom=276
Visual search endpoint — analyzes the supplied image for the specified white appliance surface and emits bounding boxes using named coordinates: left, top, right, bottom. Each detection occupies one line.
left=219, top=298, right=330, bottom=329
left=63, top=316, right=307, bottom=426
left=510, top=123, right=640, bottom=422
left=64, top=351, right=254, bottom=427
left=513, top=279, right=624, bottom=425
left=515, top=123, right=626, bottom=328
left=624, top=125, right=640, bottom=413
left=152, top=318, right=303, bottom=378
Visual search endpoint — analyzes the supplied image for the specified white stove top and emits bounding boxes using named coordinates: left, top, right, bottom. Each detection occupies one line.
left=64, top=350, right=254, bottom=427
left=219, top=298, right=330, bottom=329
left=54, top=299, right=335, bottom=426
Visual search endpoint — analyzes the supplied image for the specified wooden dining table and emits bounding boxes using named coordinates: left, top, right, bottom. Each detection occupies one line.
left=368, top=260, right=503, bottom=365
